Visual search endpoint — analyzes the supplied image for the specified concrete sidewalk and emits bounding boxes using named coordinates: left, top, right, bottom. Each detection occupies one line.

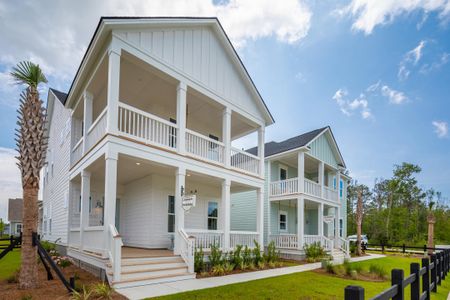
left=117, top=253, right=385, bottom=300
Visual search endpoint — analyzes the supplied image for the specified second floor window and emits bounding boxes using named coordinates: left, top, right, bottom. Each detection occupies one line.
left=339, top=180, right=343, bottom=198
left=207, top=202, right=218, bottom=230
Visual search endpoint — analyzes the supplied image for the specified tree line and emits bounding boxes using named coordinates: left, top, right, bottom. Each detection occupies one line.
left=347, top=162, right=450, bottom=246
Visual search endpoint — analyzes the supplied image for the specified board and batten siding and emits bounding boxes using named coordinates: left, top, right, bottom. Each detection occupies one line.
left=116, top=26, right=261, bottom=121
left=42, top=93, right=72, bottom=245
left=308, top=133, right=338, bottom=168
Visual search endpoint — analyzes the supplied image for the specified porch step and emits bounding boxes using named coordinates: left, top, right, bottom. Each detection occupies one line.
left=109, top=255, right=195, bottom=289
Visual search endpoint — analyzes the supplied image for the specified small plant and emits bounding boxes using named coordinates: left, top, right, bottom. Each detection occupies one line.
left=325, top=261, right=335, bottom=274
left=242, top=246, right=252, bottom=266
left=343, top=259, right=362, bottom=276
left=369, top=264, right=388, bottom=279
left=21, top=296, right=32, bottom=300
left=265, top=241, right=280, bottom=264
left=41, top=240, right=57, bottom=253
left=56, top=256, right=73, bottom=268
left=304, top=242, right=326, bottom=262
left=71, top=285, right=93, bottom=300
left=92, top=282, right=114, bottom=300
left=231, top=245, right=243, bottom=268
left=257, top=260, right=266, bottom=269
left=209, top=243, right=223, bottom=268
left=211, top=264, right=225, bottom=276
left=252, top=240, right=263, bottom=265
left=223, top=261, right=235, bottom=273
left=194, top=247, right=205, bottom=273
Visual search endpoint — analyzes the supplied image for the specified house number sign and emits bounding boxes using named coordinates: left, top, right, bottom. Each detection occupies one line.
left=182, top=195, right=196, bottom=211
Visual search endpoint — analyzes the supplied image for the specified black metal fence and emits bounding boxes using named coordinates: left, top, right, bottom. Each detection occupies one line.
left=362, top=243, right=447, bottom=255
left=345, top=248, right=450, bottom=300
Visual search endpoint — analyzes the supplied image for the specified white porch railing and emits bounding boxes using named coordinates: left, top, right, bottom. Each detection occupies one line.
left=179, top=228, right=195, bottom=273
left=118, top=102, right=178, bottom=150
left=86, top=108, right=107, bottom=150
left=304, top=235, right=334, bottom=252
left=269, top=177, right=298, bottom=196
left=185, top=129, right=225, bottom=164
left=269, top=234, right=298, bottom=249
left=109, top=224, right=123, bottom=283
left=71, top=137, right=83, bottom=166
left=231, top=147, right=260, bottom=176
left=230, top=231, right=259, bottom=248
left=185, top=229, right=224, bottom=250
left=323, top=186, right=339, bottom=202
left=304, top=179, right=321, bottom=198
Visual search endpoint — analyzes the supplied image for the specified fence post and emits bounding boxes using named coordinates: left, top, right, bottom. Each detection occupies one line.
left=443, top=251, right=446, bottom=280
left=422, top=257, right=430, bottom=300
left=402, top=243, right=406, bottom=254
left=392, top=269, right=404, bottom=300
left=437, top=252, right=442, bottom=285
left=344, top=286, right=364, bottom=300
left=9, top=235, right=13, bottom=246
left=431, top=254, right=437, bottom=293
left=410, top=263, right=420, bottom=300
left=424, top=244, right=427, bottom=253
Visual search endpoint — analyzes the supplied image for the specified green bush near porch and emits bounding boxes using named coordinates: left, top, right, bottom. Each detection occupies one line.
left=155, top=256, right=450, bottom=300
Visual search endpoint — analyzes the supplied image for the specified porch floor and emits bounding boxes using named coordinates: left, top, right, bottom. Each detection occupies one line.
left=122, top=247, right=174, bottom=259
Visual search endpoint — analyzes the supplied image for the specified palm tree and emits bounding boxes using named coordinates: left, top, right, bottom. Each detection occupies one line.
left=11, top=61, right=48, bottom=289
left=426, top=189, right=436, bottom=256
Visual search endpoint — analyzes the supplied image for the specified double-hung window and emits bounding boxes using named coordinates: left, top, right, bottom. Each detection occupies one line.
left=168, top=196, right=175, bottom=233
left=279, top=211, right=288, bottom=232
left=207, top=202, right=218, bottom=230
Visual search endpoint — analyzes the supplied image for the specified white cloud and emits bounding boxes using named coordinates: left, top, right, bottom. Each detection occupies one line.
left=0, top=0, right=312, bottom=82
left=0, top=147, right=22, bottom=221
left=398, top=40, right=426, bottom=80
left=337, top=0, right=450, bottom=35
left=420, top=52, right=450, bottom=73
left=432, top=121, right=449, bottom=138
left=332, top=89, right=373, bottom=119
left=381, top=85, right=408, bottom=104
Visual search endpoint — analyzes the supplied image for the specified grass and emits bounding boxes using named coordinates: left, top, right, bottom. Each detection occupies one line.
left=0, top=248, right=21, bottom=280
left=155, top=256, right=450, bottom=300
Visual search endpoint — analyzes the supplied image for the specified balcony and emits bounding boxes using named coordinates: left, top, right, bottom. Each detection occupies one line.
left=269, top=177, right=339, bottom=202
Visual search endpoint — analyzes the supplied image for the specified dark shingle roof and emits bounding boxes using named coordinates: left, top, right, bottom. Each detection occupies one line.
left=247, top=127, right=329, bottom=157
left=49, top=88, right=68, bottom=105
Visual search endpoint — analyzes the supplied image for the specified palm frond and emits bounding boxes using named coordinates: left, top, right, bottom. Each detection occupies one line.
left=10, top=61, right=47, bottom=88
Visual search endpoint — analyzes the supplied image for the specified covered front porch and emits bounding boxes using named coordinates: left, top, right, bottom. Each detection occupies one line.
left=268, top=197, right=348, bottom=255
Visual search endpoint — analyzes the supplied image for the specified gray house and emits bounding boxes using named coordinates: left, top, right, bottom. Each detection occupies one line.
left=7, top=198, right=43, bottom=236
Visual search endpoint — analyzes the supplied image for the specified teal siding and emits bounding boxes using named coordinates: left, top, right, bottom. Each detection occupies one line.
left=270, top=202, right=297, bottom=234
left=230, top=191, right=257, bottom=231
left=305, top=209, right=318, bottom=235
left=270, top=161, right=297, bottom=182
left=309, top=133, right=338, bottom=168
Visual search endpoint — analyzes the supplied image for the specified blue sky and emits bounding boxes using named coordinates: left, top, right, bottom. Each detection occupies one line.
left=0, top=0, right=450, bottom=219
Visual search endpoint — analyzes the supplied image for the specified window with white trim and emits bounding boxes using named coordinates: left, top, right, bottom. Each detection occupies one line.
left=168, top=195, right=175, bottom=233
left=16, top=223, right=22, bottom=234
left=279, top=211, right=288, bottom=232
left=207, top=202, right=218, bottom=230
left=339, top=179, right=343, bottom=198
left=339, top=219, right=343, bottom=237
left=279, top=165, right=287, bottom=181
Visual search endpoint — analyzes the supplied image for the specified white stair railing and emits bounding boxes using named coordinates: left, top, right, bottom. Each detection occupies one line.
left=179, top=228, right=195, bottom=273
left=109, top=224, right=123, bottom=283
left=338, top=237, right=350, bottom=257
left=269, top=234, right=298, bottom=249
left=304, top=235, right=334, bottom=252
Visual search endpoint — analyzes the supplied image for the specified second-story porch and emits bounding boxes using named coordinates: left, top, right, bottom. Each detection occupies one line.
left=69, top=39, right=266, bottom=178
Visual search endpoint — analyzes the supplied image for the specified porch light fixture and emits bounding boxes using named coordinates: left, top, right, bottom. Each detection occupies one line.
left=136, top=162, right=141, bottom=166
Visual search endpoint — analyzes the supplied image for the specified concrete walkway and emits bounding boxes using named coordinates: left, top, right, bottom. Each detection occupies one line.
left=117, top=254, right=385, bottom=300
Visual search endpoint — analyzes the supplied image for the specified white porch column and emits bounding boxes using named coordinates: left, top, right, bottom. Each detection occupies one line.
left=221, top=178, right=231, bottom=250
left=103, top=149, right=118, bottom=252
left=256, top=187, right=264, bottom=247
left=80, top=170, right=90, bottom=249
left=106, top=44, right=121, bottom=135
left=174, top=167, right=186, bottom=254
left=318, top=161, right=324, bottom=198
left=335, top=206, right=340, bottom=239
left=82, top=91, right=93, bottom=153
left=258, top=126, right=265, bottom=177
left=267, top=160, right=271, bottom=244
left=176, top=82, right=187, bottom=154
left=318, top=202, right=324, bottom=236
left=297, top=196, right=304, bottom=250
left=298, top=152, right=305, bottom=193
left=222, top=107, right=231, bottom=167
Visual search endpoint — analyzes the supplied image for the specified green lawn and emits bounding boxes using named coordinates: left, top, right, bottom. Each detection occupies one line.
left=0, top=248, right=21, bottom=280
left=156, top=256, right=450, bottom=300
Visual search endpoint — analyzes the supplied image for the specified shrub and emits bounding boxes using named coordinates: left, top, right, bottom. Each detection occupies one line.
left=304, top=242, right=326, bottom=262
left=194, top=247, right=205, bottom=273
left=231, top=245, right=243, bottom=268
left=325, top=261, right=335, bottom=274
left=252, top=241, right=263, bottom=265
left=257, top=260, right=266, bottom=269
left=211, top=265, right=225, bottom=276
left=70, top=285, right=93, bottom=300
left=209, top=243, right=223, bottom=268
left=223, top=261, right=235, bottom=273
left=92, top=282, right=114, bottom=300
left=242, top=246, right=252, bottom=266
left=343, top=259, right=362, bottom=276
left=56, top=256, right=73, bottom=268
left=41, top=240, right=57, bottom=253
left=265, top=241, right=279, bottom=263
left=369, top=264, right=388, bottom=279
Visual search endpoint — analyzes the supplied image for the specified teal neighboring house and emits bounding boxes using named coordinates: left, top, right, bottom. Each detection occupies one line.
left=231, top=126, right=351, bottom=260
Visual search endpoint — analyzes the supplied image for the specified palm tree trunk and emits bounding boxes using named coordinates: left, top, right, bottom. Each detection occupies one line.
left=19, top=184, right=39, bottom=289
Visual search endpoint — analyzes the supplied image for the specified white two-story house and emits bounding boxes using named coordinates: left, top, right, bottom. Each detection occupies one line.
left=231, top=127, right=351, bottom=260
left=42, top=17, right=274, bottom=288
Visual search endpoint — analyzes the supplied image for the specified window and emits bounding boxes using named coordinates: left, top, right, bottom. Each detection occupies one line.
left=168, top=196, right=175, bottom=233
left=339, top=219, right=343, bottom=237
left=169, top=118, right=177, bottom=148
left=279, top=165, right=287, bottom=181
left=207, top=202, right=218, bottom=230
left=339, top=179, right=343, bottom=198
left=16, top=224, right=22, bottom=234
left=333, top=176, right=337, bottom=189
left=279, top=211, right=288, bottom=232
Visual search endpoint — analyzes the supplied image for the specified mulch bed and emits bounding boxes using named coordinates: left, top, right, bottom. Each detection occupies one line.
left=0, top=262, right=127, bottom=300
left=313, top=268, right=386, bottom=282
